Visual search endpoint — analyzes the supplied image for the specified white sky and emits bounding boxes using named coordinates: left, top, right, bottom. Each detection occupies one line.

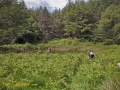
left=23, top=0, right=68, bottom=10
left=23, top=0, right=88, bottom=11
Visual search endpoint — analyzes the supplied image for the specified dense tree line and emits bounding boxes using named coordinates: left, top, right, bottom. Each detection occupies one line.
left=0, top=0, right=120, bottom=45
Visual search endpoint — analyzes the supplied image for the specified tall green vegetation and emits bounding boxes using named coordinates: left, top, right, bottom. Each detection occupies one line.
left=0, top=39, right=120, bottom=90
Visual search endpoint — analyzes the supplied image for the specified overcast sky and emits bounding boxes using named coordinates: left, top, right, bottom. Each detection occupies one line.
left=23, top=0, right=87, bottom=11
left=23, top=0, right=68, bottom=11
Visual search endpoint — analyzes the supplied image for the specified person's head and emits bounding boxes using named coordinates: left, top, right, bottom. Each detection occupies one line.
left=90, top=52, right=93, bottom=55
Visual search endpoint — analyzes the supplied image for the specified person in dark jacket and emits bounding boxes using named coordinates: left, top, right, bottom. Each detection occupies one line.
left=89, top=52, right=94, bottom=59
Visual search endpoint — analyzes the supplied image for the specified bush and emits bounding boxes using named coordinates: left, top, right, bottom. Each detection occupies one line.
left=103, top=39, right=113, bottom=45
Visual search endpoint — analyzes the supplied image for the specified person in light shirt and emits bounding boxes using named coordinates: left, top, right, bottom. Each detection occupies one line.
left=117, top=63, right=120, bottom=67
left=46, top=47, right=51, bottom=53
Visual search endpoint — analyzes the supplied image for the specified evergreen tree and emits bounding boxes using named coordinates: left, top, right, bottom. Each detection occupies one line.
left=98, top=4, right=120, bottom=44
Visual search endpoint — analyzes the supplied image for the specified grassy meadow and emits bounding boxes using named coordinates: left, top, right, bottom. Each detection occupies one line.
left=0, top=38, right=120, bottom=90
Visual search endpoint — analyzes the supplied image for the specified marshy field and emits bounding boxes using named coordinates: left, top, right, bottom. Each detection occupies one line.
left=0, top=38, right=120, bottom=90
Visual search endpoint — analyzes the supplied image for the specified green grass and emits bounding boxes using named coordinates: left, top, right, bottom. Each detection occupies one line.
left=0, top=38, right=120, bottom=90
left=1, top=38, right=109, bottom=54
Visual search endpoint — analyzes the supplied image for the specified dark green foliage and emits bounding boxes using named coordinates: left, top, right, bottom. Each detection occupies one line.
left=0, top=0, right=120, bottom=45
left=98, top=4, right=120, bottom=44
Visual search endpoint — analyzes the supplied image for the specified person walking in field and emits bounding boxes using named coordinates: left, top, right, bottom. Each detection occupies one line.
left=117, top=62, right=120, bottom=67
left=46, top=47, right=51, bottom=59
left=89, top=52, right=94, bottom=59
left=46, top=47, right=51, bottom=53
